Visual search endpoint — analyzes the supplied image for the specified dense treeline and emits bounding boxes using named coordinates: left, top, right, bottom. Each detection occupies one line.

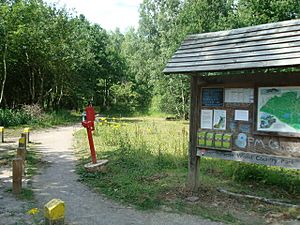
left=1, top=0, right=300, bottom=116
left=0, top=0, right=130, bottom=112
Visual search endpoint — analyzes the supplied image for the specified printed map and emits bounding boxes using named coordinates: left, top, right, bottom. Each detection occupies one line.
left=257, top=87, right=300, bottom=133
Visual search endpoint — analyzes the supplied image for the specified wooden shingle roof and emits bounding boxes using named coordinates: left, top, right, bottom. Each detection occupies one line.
left=163, top=19, right=300, bottom=74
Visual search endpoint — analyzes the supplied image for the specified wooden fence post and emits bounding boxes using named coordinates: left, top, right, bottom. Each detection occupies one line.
left=17, top=147, right=26, bottom=175
left=0, top=127, right=4, bottom=143
left=12, top=158, right=23, bottom=194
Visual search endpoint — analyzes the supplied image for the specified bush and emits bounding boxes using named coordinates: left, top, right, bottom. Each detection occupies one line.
left=0, top=106, right=79, bottom=127
left=0, top=108, right=32, bottom=126
left=21, top=104, right=43, bottom=119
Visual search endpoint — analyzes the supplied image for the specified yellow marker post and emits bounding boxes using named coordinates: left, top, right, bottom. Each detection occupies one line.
left=19, top=137, right=26, bottom=150
left=0, top=126, right=4, bottom=143
left=44, top=199, right=65, bottom=225
left=23, top=127, right=30, bottom=143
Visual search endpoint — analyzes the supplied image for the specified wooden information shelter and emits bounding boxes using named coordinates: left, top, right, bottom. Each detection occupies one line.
left=163, top=19, right=300, bottom=190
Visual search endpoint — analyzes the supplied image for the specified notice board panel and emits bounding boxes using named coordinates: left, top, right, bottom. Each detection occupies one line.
left=202, top=88, right=224, bottom=107
left=198, top=83, right=300, bottom=169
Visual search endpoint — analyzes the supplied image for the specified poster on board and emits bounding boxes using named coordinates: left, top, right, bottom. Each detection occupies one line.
left=213, top=110, right=226, bottom=130
left=202, top=88, right=224, bottom=107
left=225, top=88, right=254, bottom=103
left=201, top=110, right=213, bottom=129
left=257, top=87, right=300, bottom=133
left=235, top=110, right=249, bottom=121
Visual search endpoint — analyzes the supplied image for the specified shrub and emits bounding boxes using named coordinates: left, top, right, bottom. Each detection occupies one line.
left=21, top=104, right=43, bottom=119
left=0, top=108, right=32, bottom=126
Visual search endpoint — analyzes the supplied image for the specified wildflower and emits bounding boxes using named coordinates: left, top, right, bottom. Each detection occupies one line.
left=27, top=208, right=40, bottom=215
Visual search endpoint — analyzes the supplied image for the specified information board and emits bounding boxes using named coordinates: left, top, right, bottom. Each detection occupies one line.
left=202, top=88, right=223, bottom=107
left=257, top=87, right=300, bottom=133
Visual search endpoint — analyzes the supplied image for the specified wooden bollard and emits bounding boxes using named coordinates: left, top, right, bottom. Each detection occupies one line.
left=44, top=199, right=65, bottom=225
left=12, top=158, right=23, bottom=194
left=23, top=128, right=30, bottom=143
left=17, top=147, right=26, bottom=175
left=0, top=126, right=4, bottom=143
left=19, top=136, right=26, bottom=150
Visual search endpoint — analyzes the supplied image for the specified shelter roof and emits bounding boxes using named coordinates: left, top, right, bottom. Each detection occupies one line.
left=163, top=19, right=300, bottom=74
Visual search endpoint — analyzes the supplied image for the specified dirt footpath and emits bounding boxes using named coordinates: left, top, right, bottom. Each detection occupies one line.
left=31, top=125, right=223, bottom=225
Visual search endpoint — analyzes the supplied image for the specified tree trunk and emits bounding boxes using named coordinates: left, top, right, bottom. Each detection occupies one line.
left=37, top=68, right=44, bottom=105
left=0, top=43, right=8, bottom=105
left=25, top=52, right=35, bottom=103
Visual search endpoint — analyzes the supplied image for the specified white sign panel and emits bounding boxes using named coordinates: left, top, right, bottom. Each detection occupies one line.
left=201, top=110, right=213, bottom=129
left=225, top=88, right=254, bottom=103
left=235, top=110, right=249, bottom=121
left=213, top=110, right=226, bottom=130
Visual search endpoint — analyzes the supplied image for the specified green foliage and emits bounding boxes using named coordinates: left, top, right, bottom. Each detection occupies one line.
left=31, top=110, right=80, bottom=127
left=76, top=117, right=189, bottom=209
left=0, top=108, right=31, bottom=126
left=1, top=0, right=300, bottom=116
left=0, top=107, right=79, bottom=127
left=200, top=158, right=300, bottom=195
left=75, top=117, right=300, bottom=214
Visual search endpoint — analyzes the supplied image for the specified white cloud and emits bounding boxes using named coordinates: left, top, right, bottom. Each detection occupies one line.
left=44, top=0, right=143, bottom=32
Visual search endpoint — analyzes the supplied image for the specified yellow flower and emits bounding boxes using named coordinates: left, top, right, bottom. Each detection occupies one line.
left=27, top=208, right=40, bottom=215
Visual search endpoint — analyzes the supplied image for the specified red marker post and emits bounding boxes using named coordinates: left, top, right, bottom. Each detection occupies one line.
left=82, top=104, right=97, bottom=164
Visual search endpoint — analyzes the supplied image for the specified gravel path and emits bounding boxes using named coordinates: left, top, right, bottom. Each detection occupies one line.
left=32, top=125, right=223, bottom=225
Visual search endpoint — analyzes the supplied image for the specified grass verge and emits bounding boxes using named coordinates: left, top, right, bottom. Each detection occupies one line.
left=75, top=116, right=300, bottom=224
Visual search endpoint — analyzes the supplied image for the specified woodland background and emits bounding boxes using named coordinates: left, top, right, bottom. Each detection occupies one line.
left=1, top=0, right=300, bottom=117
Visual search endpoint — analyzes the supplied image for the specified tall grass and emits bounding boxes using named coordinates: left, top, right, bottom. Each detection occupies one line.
left=75, top=117, right=300, bottom=210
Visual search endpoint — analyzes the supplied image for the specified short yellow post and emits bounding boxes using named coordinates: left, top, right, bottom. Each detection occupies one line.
left=44, top=199, right=65, bottom=225
left=0, top=126, right=4, bottom=143
left=23, top=127, right=30, bottom=143
left=19, top=137, right=26, bottom=150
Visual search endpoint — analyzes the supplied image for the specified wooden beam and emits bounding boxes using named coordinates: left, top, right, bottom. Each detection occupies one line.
left=197, top=149, right=300, bottom=170
left=187, top=76, right=201, bottom=191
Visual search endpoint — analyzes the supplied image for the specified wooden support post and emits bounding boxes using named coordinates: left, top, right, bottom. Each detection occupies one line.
left=19, top=136, right=26, bottom=150
left=187, top=76, right=201, bottom=192
left=23, top=128, right=30, bottom=143
left=44, top=199, right=65, bottom=225
left=17, top=147, right=26, bottom=175
left=0, top=126, right=4, bottom=143
left=12, top=158, right=23, bottom=194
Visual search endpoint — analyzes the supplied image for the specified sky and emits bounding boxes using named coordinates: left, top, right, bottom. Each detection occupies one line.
left=44, top=0, right=143, bottom=32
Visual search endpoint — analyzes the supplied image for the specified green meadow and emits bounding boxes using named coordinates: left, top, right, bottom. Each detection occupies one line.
left=75, top=116, right=300, bottom=224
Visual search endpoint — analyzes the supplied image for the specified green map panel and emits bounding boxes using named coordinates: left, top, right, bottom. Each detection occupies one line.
left=260, top=92, right=300, bottom=130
